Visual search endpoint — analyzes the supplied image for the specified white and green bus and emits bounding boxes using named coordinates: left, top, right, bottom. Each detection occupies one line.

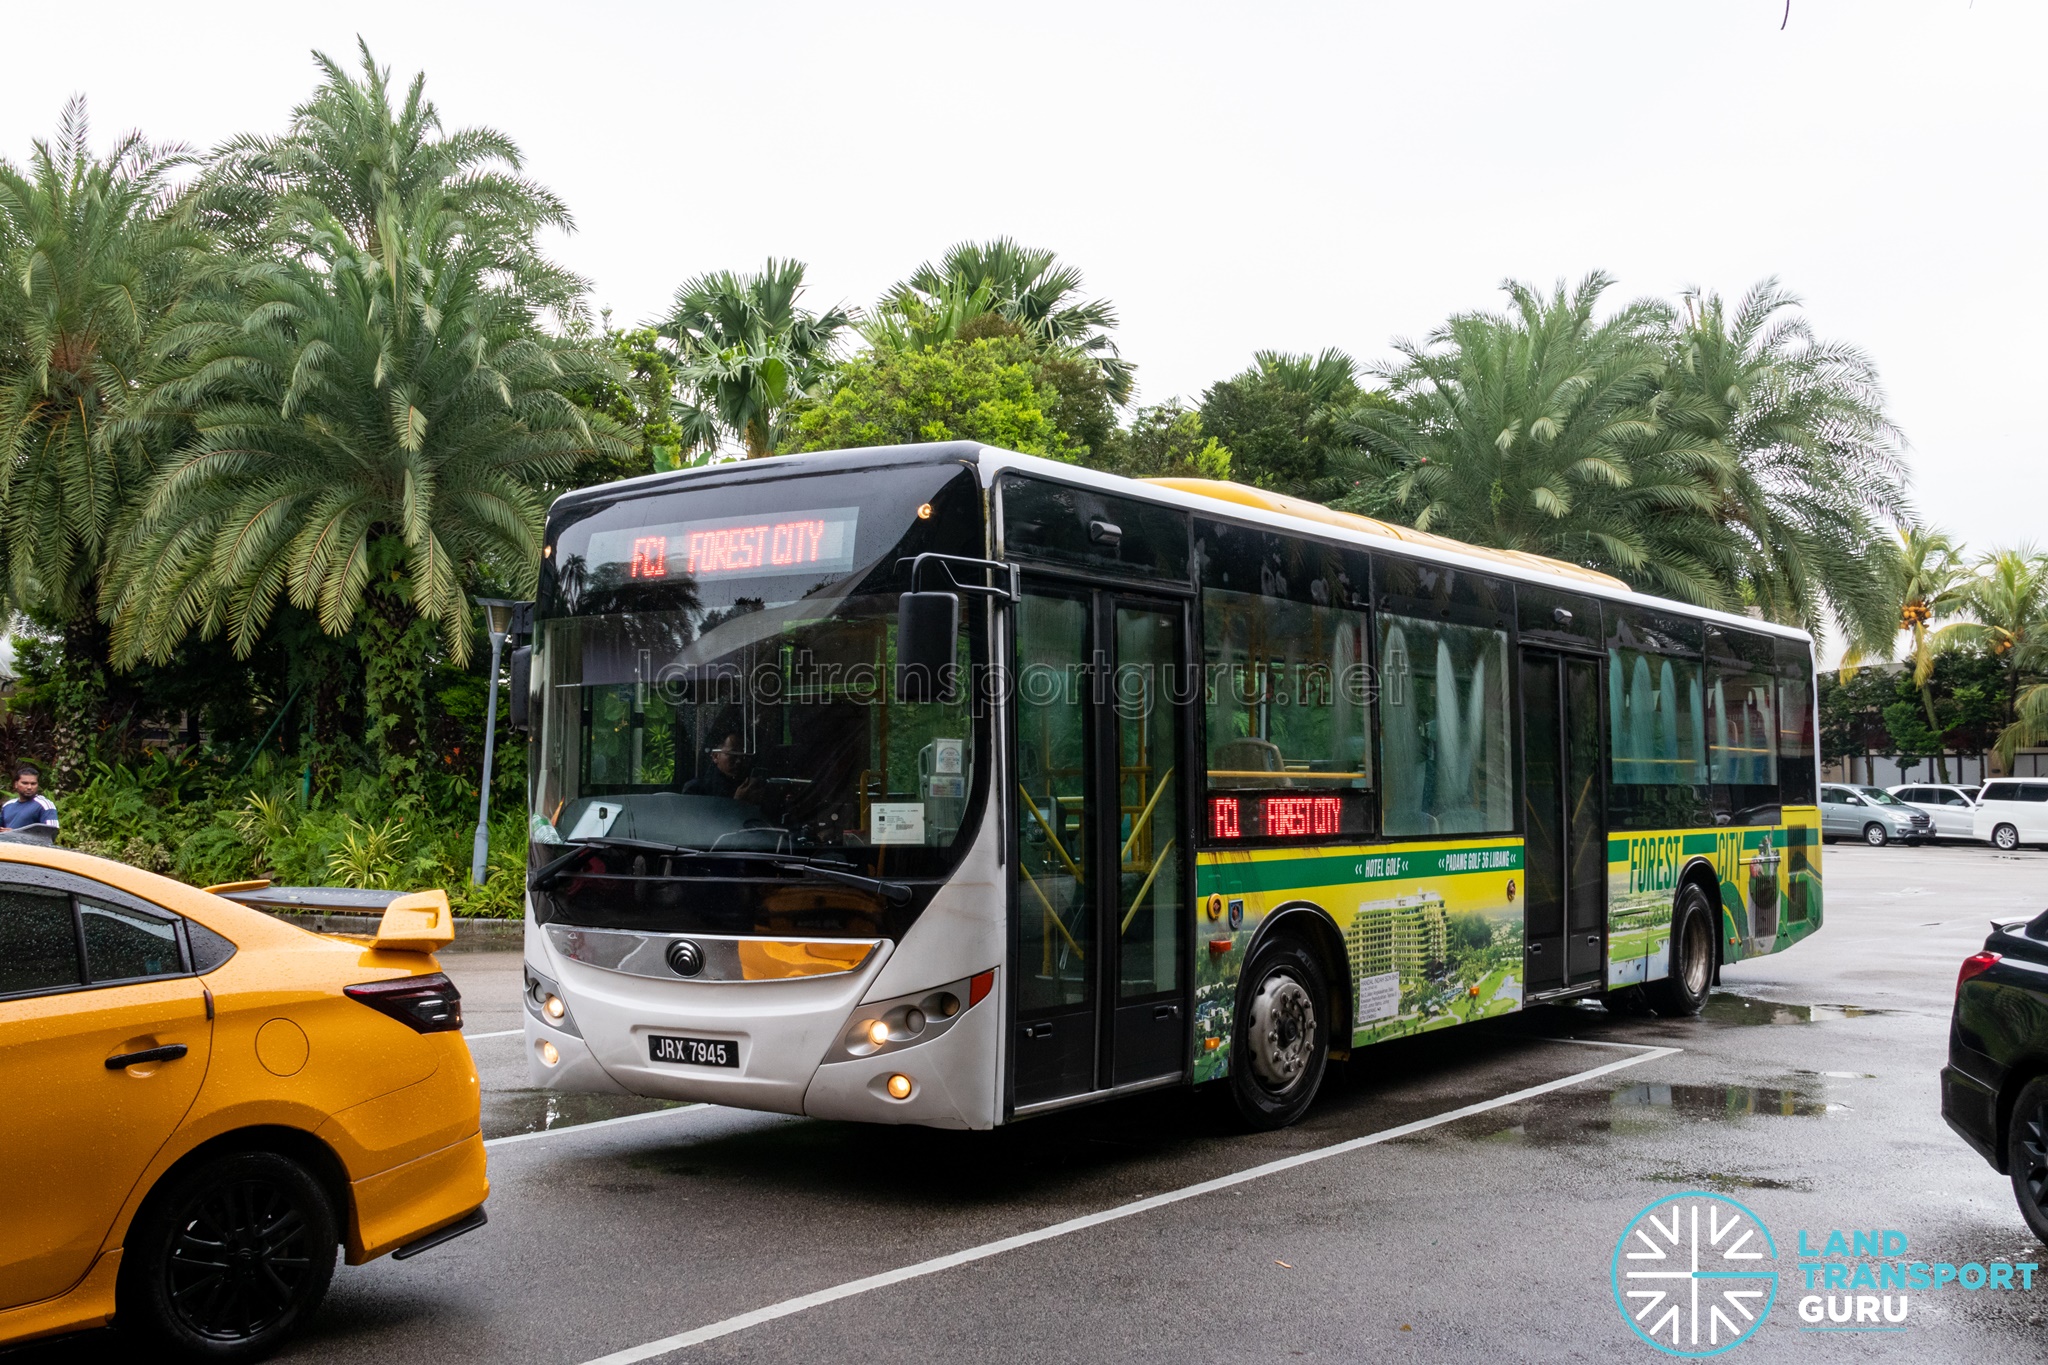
left=514, top=442, right=1821, bottom=1129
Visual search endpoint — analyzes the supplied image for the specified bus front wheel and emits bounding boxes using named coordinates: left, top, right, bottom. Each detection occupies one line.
left=1647, top=885, right=1715, bottom=1018
left=1230, top=935, right=1330, bottom=1130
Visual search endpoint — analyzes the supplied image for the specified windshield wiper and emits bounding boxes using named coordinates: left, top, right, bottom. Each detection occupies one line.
left=531, top=836, right=912, bottom=906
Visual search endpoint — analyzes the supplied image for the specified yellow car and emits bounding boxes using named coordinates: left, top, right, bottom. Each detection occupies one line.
left=0, top=843, right=489, bottom=1360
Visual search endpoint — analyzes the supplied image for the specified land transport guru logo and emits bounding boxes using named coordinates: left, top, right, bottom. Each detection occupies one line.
left=1611, top=1192, right=1777, bottom=1357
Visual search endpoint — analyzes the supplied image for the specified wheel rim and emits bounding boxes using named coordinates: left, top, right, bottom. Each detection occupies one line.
left=1682, top=913, right=1712, bottom=997
left=2021, top=1100, right=2048, bottom=1211
left=1246, top=971, right=1316, bottom=1093
left=1864, top=824, right=1886, bottom=846
left=166, top=1177, right=317, bottom=1341
left=1997, top=825, right=2019, bottom=850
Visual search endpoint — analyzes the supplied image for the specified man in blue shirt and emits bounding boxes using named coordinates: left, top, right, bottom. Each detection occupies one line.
left=1, top=764, right=58, bottom=831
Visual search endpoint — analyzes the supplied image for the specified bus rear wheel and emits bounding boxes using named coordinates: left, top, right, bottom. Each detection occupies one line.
left=1230, top=934, right=1330, bottom=1130
left=1646, top=885, right=1715, bottom=1018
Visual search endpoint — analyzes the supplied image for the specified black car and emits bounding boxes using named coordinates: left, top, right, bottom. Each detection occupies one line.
left=1942, top=907, right=2048, bottom=1242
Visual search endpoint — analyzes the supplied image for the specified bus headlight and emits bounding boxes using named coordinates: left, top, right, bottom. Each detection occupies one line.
left=835, top=972, right=991, bottom=1061
left=545, top=994, right=567, bottom=1021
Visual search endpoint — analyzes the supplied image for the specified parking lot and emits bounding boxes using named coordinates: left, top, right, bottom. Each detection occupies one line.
left=18, top=842, right=2048, bottom=1363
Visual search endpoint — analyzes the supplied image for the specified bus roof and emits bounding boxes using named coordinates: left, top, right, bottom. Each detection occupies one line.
left=547, top=441, right=1813, bottom=646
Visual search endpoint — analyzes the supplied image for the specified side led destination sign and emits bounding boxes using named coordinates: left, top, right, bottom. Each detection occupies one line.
left=586, top=507, right=860, bottom=583
left=1207, top=793, right=1367, bottom=841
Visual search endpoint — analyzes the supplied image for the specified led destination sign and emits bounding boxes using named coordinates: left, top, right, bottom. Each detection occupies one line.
left=1208, top=792, right=1368, bottom=841
left=586, top=507, right=860, bottom=583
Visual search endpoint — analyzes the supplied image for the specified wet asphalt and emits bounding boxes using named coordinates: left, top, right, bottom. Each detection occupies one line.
left=15, top=843, right=2048, bottom=1363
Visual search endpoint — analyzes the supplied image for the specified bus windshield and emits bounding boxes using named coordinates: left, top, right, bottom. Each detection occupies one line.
left=530, top=460, right=988, bottom=906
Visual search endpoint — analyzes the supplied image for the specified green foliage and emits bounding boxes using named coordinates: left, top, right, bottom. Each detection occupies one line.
left=0, top=100, right=213, bottom=627
left=1198, top=349, right=1373, bottom=495
left=660, top=259, right=853, bottom=459
left=57, top=756, right=530, bottom=917
left=1087, top=403, right=1232, bottom=481
left=877, top=238, right=1131, bottom=403
left=1338, top=274, right=1911, bottom=652
left=788, top=335, right=1107, bottom=459
left=1818, top=666, right=1898, bottom=762
left=1660, top=280, right=1908, bottom=655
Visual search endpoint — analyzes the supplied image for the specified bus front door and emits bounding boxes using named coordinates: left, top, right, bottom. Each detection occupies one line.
left=1520, top=648, right=1606, bottom=995
left=1011, top=585, right=1191, bottom=1111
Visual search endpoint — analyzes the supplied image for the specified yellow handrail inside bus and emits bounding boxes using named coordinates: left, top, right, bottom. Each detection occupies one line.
left=1120, top=767, right=1173, bottom=864
left=1121, top=839, right=1176, bottom=934
left=1019, top=863, right=1085, bottom=964
left=1019, top=785, right=1085, bottom=884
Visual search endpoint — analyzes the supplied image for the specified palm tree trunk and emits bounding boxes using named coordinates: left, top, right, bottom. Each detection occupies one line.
left=1918, top=685, right=1950, bottom=784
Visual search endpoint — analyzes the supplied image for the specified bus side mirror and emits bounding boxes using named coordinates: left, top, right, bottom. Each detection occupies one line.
left=508, top=646, right=533, bottom=732
left=897, top=592, right=960, bottom=704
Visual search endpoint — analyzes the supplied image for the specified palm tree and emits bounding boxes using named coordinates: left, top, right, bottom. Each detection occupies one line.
left=1338, top=273, right=1743, bottom=607
left=107, top=210, right=624, bottom=770
left=881, top=238, right=1132, bottom=402
left=201, top=39, right=585, bottom=317
left=1249, top=348, right=1358, bottom=406
left=0, top=99, right=209, bottom=631
left=1869, top=528, right=1971, bottom=781
left=1662, top=280, right=1909, bottom=653
left=659, top=259, right=853, bottom=460
left=1935, top=549, right=2048, bottom=768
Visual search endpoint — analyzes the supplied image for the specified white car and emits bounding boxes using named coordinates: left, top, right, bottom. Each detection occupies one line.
left=1888, top=783, right=1982, bottom=841
left=1973, top=779, right=2048, bottom=851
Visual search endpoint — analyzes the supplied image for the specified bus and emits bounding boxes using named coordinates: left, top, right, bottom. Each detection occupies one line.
left=511, top=442, right=1821, bottom=1130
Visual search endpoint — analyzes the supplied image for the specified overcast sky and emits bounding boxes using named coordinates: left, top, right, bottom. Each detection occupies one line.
left=6, top=0, right=2039, bottom=553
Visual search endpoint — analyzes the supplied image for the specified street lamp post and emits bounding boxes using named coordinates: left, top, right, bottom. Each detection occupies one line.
left=471, top=599, right=518, bottom=886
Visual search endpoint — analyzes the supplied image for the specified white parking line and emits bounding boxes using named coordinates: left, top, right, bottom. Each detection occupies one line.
left=465, top=1028, right=525, bottom=1041
left=576, top=1041, right=1682, bottom=1364
left=485, top=1103, right=709, bottom=1150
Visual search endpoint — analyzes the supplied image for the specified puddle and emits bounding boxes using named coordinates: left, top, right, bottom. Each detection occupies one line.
left=1609, top=1081, right=1831, bottom=1119
left=1703, top=992, right=1895, bottom=1025
left=1455, top=1079, right=1834, bottom=1148
left=1794, top=1069, right=1877, bottom=1080
left=483, top=1089, right=686, bottom=1141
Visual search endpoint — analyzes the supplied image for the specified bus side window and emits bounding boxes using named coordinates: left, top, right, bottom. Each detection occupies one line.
left=1377, top=613, right=1513, bottom=837
left=1774, top=635, right=1816, bottom=806
left=1706, top=627, right=1779, bottom=825
left=1606, top=607, right=1708, bottom=830
left=1196, top=520, right=1373, bottom=841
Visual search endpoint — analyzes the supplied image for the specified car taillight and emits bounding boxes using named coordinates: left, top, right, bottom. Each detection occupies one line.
left=346, top=972, right=464, bottom=1033
left=1956, top=953, right=2000, bottom=994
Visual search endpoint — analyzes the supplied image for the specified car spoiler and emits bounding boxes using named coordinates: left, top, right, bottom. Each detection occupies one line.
left=207, top=881, right=456, bottom=953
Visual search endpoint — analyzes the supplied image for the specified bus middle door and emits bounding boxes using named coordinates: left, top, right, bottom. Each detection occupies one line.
left=1011, top=582, right=1191, bottom=1111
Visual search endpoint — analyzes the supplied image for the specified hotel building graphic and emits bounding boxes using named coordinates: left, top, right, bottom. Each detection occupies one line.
left=1346, top=892, right=1451, bottom=982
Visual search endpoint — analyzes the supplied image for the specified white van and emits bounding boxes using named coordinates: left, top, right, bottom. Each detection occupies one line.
left=1972, top=779, right=2048, bottom=850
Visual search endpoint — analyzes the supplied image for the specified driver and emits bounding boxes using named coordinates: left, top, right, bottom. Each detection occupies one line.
left=683, top=732, right=766, bottom=804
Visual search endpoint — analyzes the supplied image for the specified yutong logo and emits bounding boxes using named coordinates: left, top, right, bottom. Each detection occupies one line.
left=1612, top=1193, right=1778, bottom=1357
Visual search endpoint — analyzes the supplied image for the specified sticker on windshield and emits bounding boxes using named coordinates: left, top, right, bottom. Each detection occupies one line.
left=871, top=803, right=926, bottom=845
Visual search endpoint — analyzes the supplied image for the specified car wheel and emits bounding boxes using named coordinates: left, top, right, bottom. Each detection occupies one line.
left=2009, top=1077, right=2048, bottom=1244
left=1862, top=822, right=1888, bottom=848
left=1992, top=823, right=2022, bottom=852
left=1229, top=933, right=1330, bottom=1130
left=123, top=1150, right=338, bottom=1362
left=1646, top=885, right=1716, bottom=1018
